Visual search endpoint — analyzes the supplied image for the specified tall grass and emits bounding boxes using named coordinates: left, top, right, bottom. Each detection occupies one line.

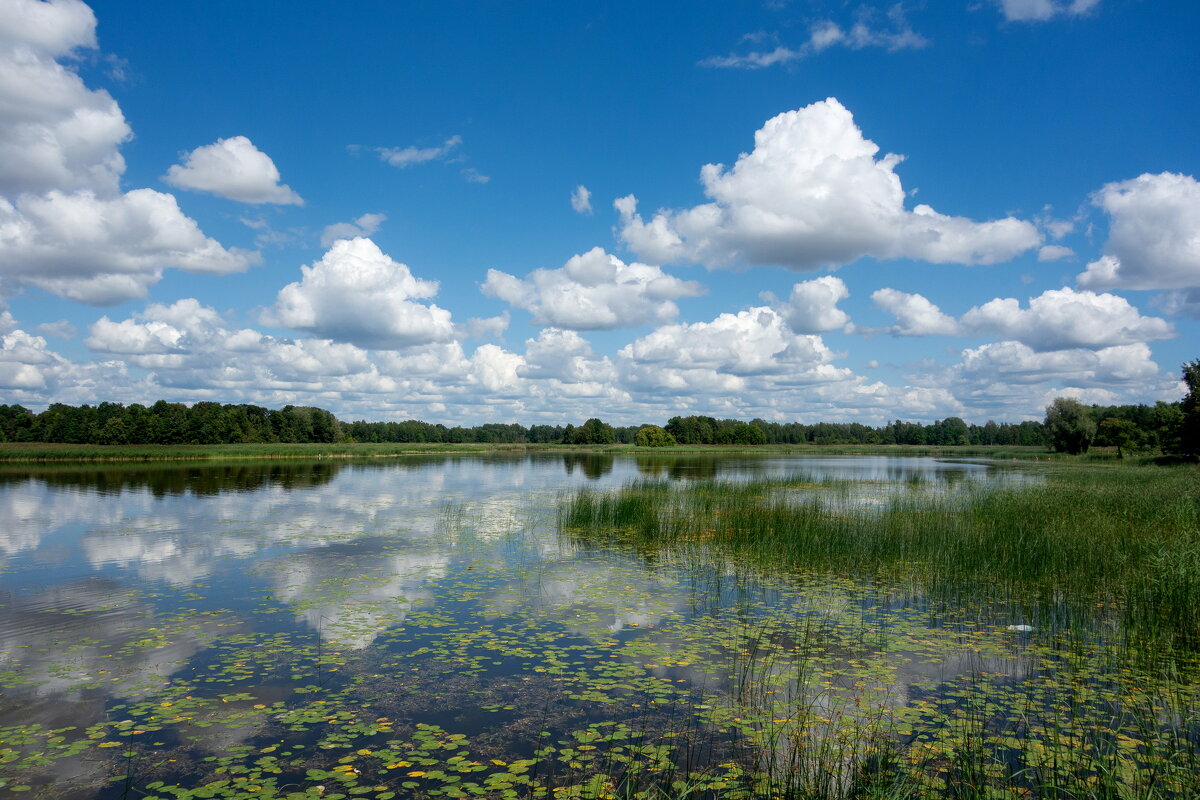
left=562, top=464, right=1200, bottom=652
left=558, top=462, right=1200, bottom=797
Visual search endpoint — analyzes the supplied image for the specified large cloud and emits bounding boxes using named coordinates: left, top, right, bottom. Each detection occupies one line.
left=482, top=247, right=704, bottom=330
left=776, top=276, right=851, bottom=333
left=1076, top=172, right=1200, bottom=291
left=0, top=0, right=128, bottom=196
left=163, top=136, right=303, bottom=205
left=871, top=288, right=961, bottom=336
left=617, top=306, right=850, bottom=395
left=0, top=189, right=256, bottom=303
left=959, top=341, right=1158, bottom=386
left=616, top=98, right=1040, bottom=270
left=0, top=0, right=258, bottom=304
left=961, top=287, right=1173, bottom=350
left=270, top=237, right=455, bottom=349
left=871, top=285, right=1174, bottom=350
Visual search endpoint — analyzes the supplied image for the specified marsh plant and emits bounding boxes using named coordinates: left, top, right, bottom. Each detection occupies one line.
left=561, top=461, right=1200, bottom=797
left=2, top=457, right=1198, bottom=800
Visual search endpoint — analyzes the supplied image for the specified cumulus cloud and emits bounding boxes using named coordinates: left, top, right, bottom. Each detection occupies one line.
left=775, top=276, right=851, bottom=333
left=0, top=1, right=258, bottom=304
left=616, top=98, right=1040, bottom=270
left=519, top=328, right=610, bottom=383
left=996, top=0, right=1100, bottom=22
left=960, top=287, right=1173, bottom=351
left=320, top=212, right=385, bottom=248
left=85, top=297, right=222, bottom=356
left=1076, top=172, right=1200, bottom=291
left=270, top=237, right=455, bottom=349
left=163, top=136, right=303, bottom=205
left=376, top=135, right=461, bottom=168
left=959, top=341, right=1158, bottom=386
left=703, top=6, right=928, bottom=69
left=481, top=247, right=705, bottom=330
left=871, top=288, right=960, bottom=336
left=570, top=185, right=592, bottom=215
left=0, top=0, right=129, bottom=196
left=618, top=307, right=850, bottom=397
left=0, top=189, right=257, bottom=304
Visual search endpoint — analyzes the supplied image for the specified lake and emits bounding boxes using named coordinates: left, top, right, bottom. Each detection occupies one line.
left=1, top=454, right=1195, bottom=799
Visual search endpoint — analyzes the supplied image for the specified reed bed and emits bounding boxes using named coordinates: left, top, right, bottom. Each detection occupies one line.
left=559, top=461, right=1200, bottom=798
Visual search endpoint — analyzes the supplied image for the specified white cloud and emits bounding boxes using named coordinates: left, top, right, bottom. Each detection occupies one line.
left=570, top=185, right=592, bottom=215
left=270, top=237, right=455, bottom=349
left=320, top=212, right=385, bottom=248
left=163, top=136, right=302, bottom=205
left=776, top=276, right=851, bottom=333
left=0, top=328, right=57, bottom=389
left=377, top=135, right=461, bottom=168
left=871, top=288, right=960, bottom=336
left=34, top=319, right=75, bottom=338
left=960, top=287, right=1173, bottom=351
left=1077, top=172, right=1200, bottom=290
left=462, top=312, right=510, bottom=340
left=619, top=306, right=846, bottom=386
left=85, top=297, right=224, bottom=357
left=470, top=344, right=524, bottom=394
left=0, top=1, right=259, bottom=304
left=1038, top=245, right=1074, bottom=261
left=959, top=341, right=1157, bottom=386
left=703, top=6, right=928, bottom=69
left=617, top=98, right=1040, bottom=270
left=997, top=0, right=1100, bottom=22
left=0, top=0, right=129, bottom=196
left=0, top=189, right=257, bottom=304
left=481, top=247, right=705, bottom=330
left=520, top=328, right=614, bottom=385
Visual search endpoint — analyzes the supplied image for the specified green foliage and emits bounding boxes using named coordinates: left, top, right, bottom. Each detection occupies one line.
left=1044, top=397, right=1096, bottom=454
left=1183, top=359, right=1200, bottom=456
left=566, top=418, right=616, bottom=445
left=633, top=425, right=676, bottom=447
left=1096, top=417, right=1142, bottom=457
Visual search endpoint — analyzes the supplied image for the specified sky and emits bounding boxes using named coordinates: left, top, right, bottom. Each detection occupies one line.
left=0, top=0, right=1197, bottom=426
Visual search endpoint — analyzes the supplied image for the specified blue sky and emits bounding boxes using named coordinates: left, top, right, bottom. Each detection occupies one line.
left=0, top=0, right=1197, bottom=425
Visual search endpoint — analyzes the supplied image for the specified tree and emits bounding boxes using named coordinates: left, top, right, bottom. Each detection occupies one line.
left=1044, top=397, right=1096, bottom=455
left=1096, top=417, right=1141, bottom=458
left=634, top=425, right=676, bottom=447
left=1182, top=360, right=1200, bottom=456
left=570, top=418, right=615, bottom=445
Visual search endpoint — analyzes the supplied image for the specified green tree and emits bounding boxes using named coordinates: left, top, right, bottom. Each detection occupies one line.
left=1182, top=359, right=1200, bottom=456
left=571, top=418, right=615, bottom=445
left=1044, top=397, right=1096, bottom=455
left=1096, top=417, right=1141, bottom=458
left=634, top=425, right=676, bottom=447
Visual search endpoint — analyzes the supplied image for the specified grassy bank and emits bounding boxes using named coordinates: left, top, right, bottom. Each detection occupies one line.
left=0, top=441, right=1102, bottom=463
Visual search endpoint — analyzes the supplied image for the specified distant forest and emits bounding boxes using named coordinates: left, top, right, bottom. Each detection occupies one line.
left=0, top=395, right=1191, bottom=455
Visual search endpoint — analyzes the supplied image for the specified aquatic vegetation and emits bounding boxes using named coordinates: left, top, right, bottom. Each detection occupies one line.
left=1, top=456, right=1197, bottom=799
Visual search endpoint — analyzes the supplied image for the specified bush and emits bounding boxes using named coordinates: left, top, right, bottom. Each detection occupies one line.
left=634, top=425, right=676, bottom=447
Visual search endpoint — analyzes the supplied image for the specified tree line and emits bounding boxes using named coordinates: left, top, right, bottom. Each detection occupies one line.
left=1044, top=360, right=1200, bottom=457
left=0, top=359, right=1194, bottom=455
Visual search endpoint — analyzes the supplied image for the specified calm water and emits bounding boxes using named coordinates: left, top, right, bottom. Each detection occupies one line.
left=1, top=454, right=1175, bottom=799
